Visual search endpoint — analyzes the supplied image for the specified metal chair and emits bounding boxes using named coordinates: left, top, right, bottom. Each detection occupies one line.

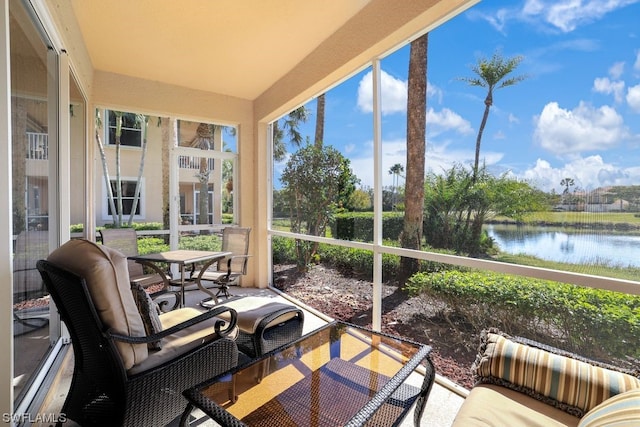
left=194, top=227, right=251, bottom=300
left=100, top=228, right=178, bottom=310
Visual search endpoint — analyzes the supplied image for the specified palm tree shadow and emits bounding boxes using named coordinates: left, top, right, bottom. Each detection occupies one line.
left=347, top=285, right=411, bottom=327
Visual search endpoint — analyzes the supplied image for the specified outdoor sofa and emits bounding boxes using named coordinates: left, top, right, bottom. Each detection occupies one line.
left=452, top=329, right=640, bottom=427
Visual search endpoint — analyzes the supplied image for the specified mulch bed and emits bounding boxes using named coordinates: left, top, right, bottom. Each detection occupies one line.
left=273, top=264, right=477, bottom=390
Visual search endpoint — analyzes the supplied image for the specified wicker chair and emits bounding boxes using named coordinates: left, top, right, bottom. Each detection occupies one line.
left=193, top=227, right=252, bottom=300
left=38, top=239, right=240, bottom=427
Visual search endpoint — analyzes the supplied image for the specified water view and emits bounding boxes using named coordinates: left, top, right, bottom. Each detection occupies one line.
left=486, top=224, right=640, bottom=268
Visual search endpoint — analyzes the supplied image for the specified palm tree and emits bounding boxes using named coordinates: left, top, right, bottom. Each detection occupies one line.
left=560, top=177, right=575, bottom=205
left=127, top=114, right=149, bottom=226
left=400, top=33, right=428, bottom=280
left=458, top=51, right=527, bottom=181
left=95, top=110, right=148, bottom=228
left=388, top=163, right=404, bottom=209
left=188, top=123, right=216, bottom=225
left=272, top=106, right=309, bottom=161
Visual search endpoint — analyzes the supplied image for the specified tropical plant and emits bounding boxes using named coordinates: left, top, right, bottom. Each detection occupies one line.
left=388, top=163, right=404, bottom=210
left=423, top=164, right=546, bottom=254
left=281, top=142, right=359, bottom=270
left=400, top=33, right=428, bottom=280
left=458, top=51, right=527, bottom=181
left=272, top=106, right=309, bottom=161
left=95, top=109, right=147, bottom=228
left=188, top=123, right=217, bottom=224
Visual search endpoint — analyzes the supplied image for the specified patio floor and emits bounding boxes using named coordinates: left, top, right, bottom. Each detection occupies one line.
left=36, top=285, right=466, bottom=426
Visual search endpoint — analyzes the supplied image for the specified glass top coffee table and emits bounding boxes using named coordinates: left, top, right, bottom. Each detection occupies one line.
left=181, top=321, right=435, bottom=427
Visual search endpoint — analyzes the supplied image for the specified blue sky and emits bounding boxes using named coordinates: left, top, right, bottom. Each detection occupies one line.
left=274, top=0, right=640, bottom=195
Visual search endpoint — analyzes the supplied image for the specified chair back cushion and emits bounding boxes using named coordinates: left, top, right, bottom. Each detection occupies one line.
left=48, top=239, right=148, bottom=369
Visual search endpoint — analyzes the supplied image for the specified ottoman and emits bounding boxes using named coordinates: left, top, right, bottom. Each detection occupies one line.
left=212, top=296, right=305, bottom=358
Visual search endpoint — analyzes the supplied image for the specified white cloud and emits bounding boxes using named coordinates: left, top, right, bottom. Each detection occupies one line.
left=346, top=137, right=505, bottom=189
left=357, top=70, right=442, bottom=115
left=626, top=84, right=640, bottom=112
left=593, top=77, right=625, bottom=102
left=522, top=0, right=640, bottom=33
left=357, top=70, right=406, bottom=115
left=344, top=143, right=355, bottom=154
left=609, top=61, right=625, bottom=79
left=521, top=156, right=640, bottom=192
left=426, top=107, right=474, bottom=136
left=533, top=101, right=627, bottom=156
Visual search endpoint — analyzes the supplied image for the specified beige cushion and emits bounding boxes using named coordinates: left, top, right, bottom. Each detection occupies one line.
left=216, top=297, right=299, bottom=334
left=578, top=388, right=640, bottom=427
left=452, top=384, right=580, bottom=427
left=474, top=331, right=640, bottom=416
left=128, top=307, right=238, bottom=375
left=47, top=239, right=148, bottom=369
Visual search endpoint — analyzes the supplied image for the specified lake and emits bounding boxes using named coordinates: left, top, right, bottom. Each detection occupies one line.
left=485, top=224, right=640, bottom=268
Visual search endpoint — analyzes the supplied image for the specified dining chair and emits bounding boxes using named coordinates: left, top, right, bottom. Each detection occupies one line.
left=194, top=227, right=251, bottom=301
left=99, top=228, right=178, bottom=310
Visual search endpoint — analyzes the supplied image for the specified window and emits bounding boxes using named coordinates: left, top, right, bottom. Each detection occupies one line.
left=107, top=110, right=143, bottom=147
left=104, top=179, right=144, bottom=218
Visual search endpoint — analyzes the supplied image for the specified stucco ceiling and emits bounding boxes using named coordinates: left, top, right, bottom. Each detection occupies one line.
left=69, top=0, right=371, bottom=101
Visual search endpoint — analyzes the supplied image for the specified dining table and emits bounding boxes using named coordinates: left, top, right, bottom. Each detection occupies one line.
left=128, top=249, right=231, bottom=308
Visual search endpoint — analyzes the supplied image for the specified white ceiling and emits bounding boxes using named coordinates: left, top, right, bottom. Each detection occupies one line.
left=69, top=0, right=371, bottom=101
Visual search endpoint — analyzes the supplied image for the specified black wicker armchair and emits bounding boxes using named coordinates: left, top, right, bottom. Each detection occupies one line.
left=37, top=239, right=240, bottom=427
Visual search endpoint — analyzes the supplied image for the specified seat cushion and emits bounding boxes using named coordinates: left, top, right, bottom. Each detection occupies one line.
left=578, top=388, right=640, bottom=427
left=474, top=330, right=640, bottom=417
left=47, top=239, right=148, bottom=369
left=216, top=297, right=299, bottom=334
left=131, top=283, right=163, bottom=350
left=127, top=307, right=238, bottom=375
left=452, top=384, right=580, bottom=427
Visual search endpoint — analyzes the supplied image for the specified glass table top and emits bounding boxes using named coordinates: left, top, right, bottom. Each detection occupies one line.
left=183, top=321, right=432, bottom=427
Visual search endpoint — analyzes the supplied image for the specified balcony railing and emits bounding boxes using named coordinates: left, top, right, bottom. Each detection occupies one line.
left=178, top=156, right=215, bottom=171
left=27, top=132, right=48, bottom=160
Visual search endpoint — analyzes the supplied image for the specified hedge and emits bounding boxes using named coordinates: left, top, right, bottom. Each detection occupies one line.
left=330, top=212, right=404, bottom=241
left=406, top=270, right=640, bottom=363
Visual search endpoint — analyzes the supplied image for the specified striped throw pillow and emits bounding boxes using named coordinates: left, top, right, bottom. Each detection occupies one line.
left=578, top=389, right=640, bottom=427
left=474, top=330, right=640, bottom=417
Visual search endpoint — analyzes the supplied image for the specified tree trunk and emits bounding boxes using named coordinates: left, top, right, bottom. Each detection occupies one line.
left=161, top=118, right=171, bottom=231
left=198, top=158, right=209, bottom=225
left=115, top=113, right=123, bottom=227
left=400, top=33, right=428, bottom=283
left=95, top=110, right=117, bottom=225
left=315, top=93, right=325, bottom=147
left=12, top=98, right=27, bottom=233
left=473, top=90, right=492, bottom=182
left=128, top=116, right=148, bottom=226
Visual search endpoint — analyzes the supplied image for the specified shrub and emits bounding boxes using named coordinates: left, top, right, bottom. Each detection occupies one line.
left=331, top=212, right=404, bottom=241
left=272, top=236, right=297, bottom=264
left=137, top=237, right=169, bottom=255
left=406, top=270, right=640, bottom=364
left=178, top=234, right=222, bottom=251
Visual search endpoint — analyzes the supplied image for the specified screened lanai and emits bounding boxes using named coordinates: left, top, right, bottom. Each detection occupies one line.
left=5, top=0, right=640, bottom=423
